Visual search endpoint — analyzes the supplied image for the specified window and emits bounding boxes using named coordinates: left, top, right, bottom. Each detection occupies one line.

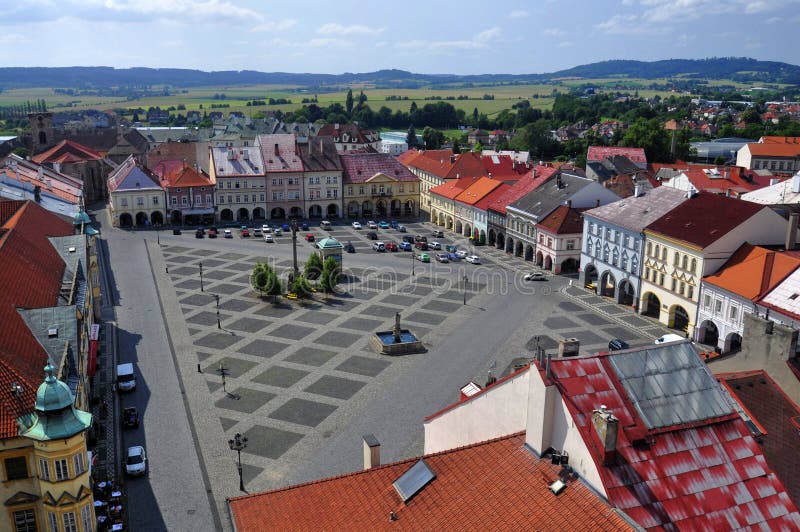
left=39, top=458, right=50, bottom=481
left=81, top=504, right=93, bottom=532
left=235, top=180, right=240, bottom=188
left=332, top=189, right=338, bottom=198
left=181, top=197, right=188, bottom=206
left=14, top=509, right=36, bottom=532
left=136, top=197, right=144, bottom=207
left=680, top=282, right=685, bottom=295
left=55, top=458, right=69, bottom=481
left=687, top=286, right=694, bottom=299
left=226, top=181, right=232, bottom=189
left=399, top=184, right=404, bottom=193
left=682, top=255, right=688, bottom=270
left=5, top=456, right=28, bottom=480
left=661, top=247, right=667, bottom=260
left=729, top=306, right=738, bottom=321
left=671, top=278, right=677, bottom=291
left=704, top=294, right=711, bottom=309
left=120, top=198, right=128, bottom=207
left=674, top=253, right=680, bottom=266
left=48, top=512, right=58, bottom=532
left=567, top=239, right=575, bottom=250
left=259, top=193, right=265, bottom=202
left=171, top=197, right=177, bottom=206
left=63, top=512, right=77, bottom=532
left=654, top=244, right=659, bottom=258
left=271, top=178, right=277, bottom=185
left=227, top=195, right=232, bottom=204
left=152, top=196, right=159, bottom=206
left=206, top=194, right=212, bottom=205
left=235, top=195, right=240, bottom=203
left=359, top=186, right=365, bottom=195
left=218, top=195, right=224, bottom=204
left=348, top=187, right=353, bottom=195
left=659, top=273, right=664, bottom=286
left=612, top=248, right=619, bottom=266
left=73, top=452, right=85, bottom=476
left=691, top=258, right=697, bottom=273
left=196, top=195, right=202, bottom=206
left=714, top=300, right=722, bottom=314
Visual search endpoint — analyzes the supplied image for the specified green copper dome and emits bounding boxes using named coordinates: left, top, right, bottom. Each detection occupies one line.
left=73, top=209, right=91, bottom=226
left=35, top=363, right=73, bottom=412
left=316, top=237, right=343, bottom=250
left=18, top=364, right=92, bottom=441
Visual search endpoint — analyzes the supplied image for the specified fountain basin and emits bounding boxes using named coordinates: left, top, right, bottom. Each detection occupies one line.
left=371, top=329, right=426, bottom=356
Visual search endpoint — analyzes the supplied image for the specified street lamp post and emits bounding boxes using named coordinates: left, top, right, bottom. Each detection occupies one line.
left=156, top=223, right=160, bottom=245
left=463, top=275, right=468, bottom=305
left=290, top=219, right=299, bottom=281
left=411, top=248, right=415, bottom=276
left=228, top=432, right=248, bottom=492
left=214, top=294, right=220, bottom=329
left=199, top=262, right=204, bottom=292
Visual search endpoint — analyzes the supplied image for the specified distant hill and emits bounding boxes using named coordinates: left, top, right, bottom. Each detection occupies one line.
left=0, top=58, right=797, bottom=89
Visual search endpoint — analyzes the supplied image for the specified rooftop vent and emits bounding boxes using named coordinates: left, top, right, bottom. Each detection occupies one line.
left=47, top=327, right=58, bottom=338
left=68, top=247, right=76, bottom=253
left=393, top=459, right=435, bottom=503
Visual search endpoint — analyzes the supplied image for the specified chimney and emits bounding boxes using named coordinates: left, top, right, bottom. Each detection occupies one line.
left=770, top=178, right=779, bottom=186
left=34, top=185, right=41, bottom=203
left=786, top=213, right=798, bottom=251
left=591, top=406, right=618, bottom=465
left=274, top=143, right=280, bottom=156
left=556, top=174, right=562, bottom=189
left=319, top=139, right=324, bottom=153
left=595, top=199, right=600, bottom=207
left=793, top=173, right=800, bottom=194
left=334, top=123, right=339, bottom=130
left=450, top=154, right=456, bottom=164
left=362, top=434, right=380, bottom=470
left=566, top=199, right=572, bottom=208
left=634, top=184, right=643, bottom=197
left=37, top=167, right=44, bottom=181
left=726, top=188, right=732, bottom=197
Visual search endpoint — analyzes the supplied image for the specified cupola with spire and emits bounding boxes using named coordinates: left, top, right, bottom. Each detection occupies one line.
left=17, top=363, right=92, bottom=441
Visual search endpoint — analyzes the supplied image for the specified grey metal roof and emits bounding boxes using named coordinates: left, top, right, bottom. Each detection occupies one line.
left=19, top=305, right=77, bottom=375
left=583, top=185, right=689, bottom=232
left=607, top=341, right=734, bottom=430
left=507, top=171, right=591, bottom=222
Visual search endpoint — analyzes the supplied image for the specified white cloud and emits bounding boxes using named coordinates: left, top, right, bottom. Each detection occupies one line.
left=85, top=0, right=262, bottom=20
left=509, top=9, right=528, bottom=18
left=543, top=28, right=565, bottom=37
left=395, top=27, right=501, bottom=54
left=307, top=38, right=354, bottom=49
left=317, top=23, right=383, bottom=36
left=476, top=27, right=501, bottom=42
left=0, top=33, right=30, bottom=45
left=557, top=41, right=574, bottom=48
left=250, top=19, right=296, bottom=32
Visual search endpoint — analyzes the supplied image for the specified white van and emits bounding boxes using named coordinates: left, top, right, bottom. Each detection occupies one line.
left=116, top=363, right=136, bottom=392
left=320, top=220, right=332, bottom=230
left=654, top=333, right=685, bottom=345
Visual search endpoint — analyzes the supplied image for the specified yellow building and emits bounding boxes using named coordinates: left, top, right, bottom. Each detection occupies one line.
left=640, top=193, right=788, bottom=336
left=341, top=153, right=419, bottom=219
left=107, top=155, right=166, bottom=228
left=3, top=365, right=94, bottom=532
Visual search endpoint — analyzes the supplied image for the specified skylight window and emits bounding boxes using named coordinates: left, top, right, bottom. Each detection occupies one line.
left=789, top=293, right=799, bottom=300
left=393, top=459, right=436, bottom=502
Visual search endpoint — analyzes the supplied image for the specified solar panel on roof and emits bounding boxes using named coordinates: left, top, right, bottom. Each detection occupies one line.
left=393, top=459, right=436, bottom=502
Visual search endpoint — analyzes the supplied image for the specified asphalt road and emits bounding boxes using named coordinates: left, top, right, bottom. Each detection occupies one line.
left=96, top=209, right=219, bottom=532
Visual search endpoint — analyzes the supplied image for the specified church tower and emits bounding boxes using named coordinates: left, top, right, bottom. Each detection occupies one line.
left=28, top=112, right=54, bottom=153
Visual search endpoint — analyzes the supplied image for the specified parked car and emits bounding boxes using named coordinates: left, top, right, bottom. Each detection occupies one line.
left=241, top=228, right=250, bottom=238
left=273, top=227, right=282, bottom=236
left=608, top=338, right=630, bottom=351
left=123, top=407, right=139, bottom=429
left=352, top=221, right=362, bottom=230
left=390, top=220, right=399, bottom=228
left=125, top=445, right=147, bottom=476
left=417, top=253, right=431, bottom=263
left=455, top=249, right=468, bottom=259
left=172, top=228, right=181, bottom=235
left=432, top=229, right=444, bottom=238
left=321, top=220, right=332, bottom=230
left=399, top=241, right=412, bottom=251
left=281, top=223, right=290, bottom=232
left=262, top=224, right=272, bottom=233
left=448, top=252, right=462, bottom=261
left=367, top=231, right=378, bottom=240
left=301, top=222, right=309, bottom=231
left=436, top=253, right=450, bottom=263
left=252, top=227, right=262, bottom=236
left=385, top=241, right=399, bottom=252
left=368, top=221, right=378, bottom=229
left=207, top=227, right=217, bottom=238
left=305, top=233, right=315, bottom=242
left=195, top=229, right=204, bottom=238
left=429, top=241, right=442, bottom=250
left=378, top=220, right=390, bottom=229
left=655, top=333, right=685, bottom=345
left=465, top=255, right=481, bottom=264
left=344, top=241, right=356, bottom=253
left=414, top=235, right=428, bottom=243
left=402, top=235, right=415, bottom=243
left=524, top=272, right=547, bottom=281
left=373, top=241, right=386, bottom=252
left=397, top=225, right=407, bottom=233
left=264, top=234, right=274, bottom=243
left=223, top=229, right=233, bottom=238
left=414, top=241, right=428, bottom=250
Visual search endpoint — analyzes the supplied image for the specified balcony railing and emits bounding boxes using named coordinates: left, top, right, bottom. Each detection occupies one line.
left=370, top=191, right=393, bottom=198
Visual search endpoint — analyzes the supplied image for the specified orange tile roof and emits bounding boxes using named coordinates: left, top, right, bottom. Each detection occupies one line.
left=480, top=165, right=558, bottom=215
left=480, top=154, right=529, bottom=181
left=454, top=177, right=503, bottom=206
left=430, top=176, right=480, bottom=200
left=229, top=433, right=634, bottom=531
left=0, top=200, right=73, bottom=439
left=746, top=142, right=800, bottom=157
left=760, top=136, right=800, bottom=144
left=161, top=164, right=212, bottom=188
left=31, top=139, right=103, bottom=164
left=404, top=151, right=484, bottom=180
left=703, top=243, right=800, bottom=300
left=679, top=166, right=768, bottom=195
left=537, top=205, right=587, bottom=235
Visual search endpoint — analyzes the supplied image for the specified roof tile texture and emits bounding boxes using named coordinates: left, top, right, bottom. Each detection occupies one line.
left=229, top=433, right=633, bottom=531
left=704, top=243, right=800, bottom=300
left=341, top=153, right=416, bottom=184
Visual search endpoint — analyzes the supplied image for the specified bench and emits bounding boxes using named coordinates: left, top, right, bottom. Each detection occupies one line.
left=286, top=293, right=298, bottom=300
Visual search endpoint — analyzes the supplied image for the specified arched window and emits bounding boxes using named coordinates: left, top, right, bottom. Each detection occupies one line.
left=647, top=242, right=652, bottom=256
left=682, top=255, right=688, bottom=270
left=654, top=244, right=660, bottom=258
left=595, top=240, right=601, bottom=257
left=39, top=131, right=47, bottom=145
left=691, top=258, right=697, bottom=273
left=661, top=247, right=667, bottom=260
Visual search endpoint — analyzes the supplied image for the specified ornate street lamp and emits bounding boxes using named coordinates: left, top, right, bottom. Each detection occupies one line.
left=228, top=433, right=248, bottom=492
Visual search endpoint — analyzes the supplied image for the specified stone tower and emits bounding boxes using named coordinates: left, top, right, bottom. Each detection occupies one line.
left=28, top=112, right=54, bottom=153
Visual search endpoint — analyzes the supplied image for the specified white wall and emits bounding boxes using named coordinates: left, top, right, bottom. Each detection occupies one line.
left=736, top=145, right=754, bottom=169
left=704, top=208, right=788, bottom=274
left=423, top=371, right=530, bottom=454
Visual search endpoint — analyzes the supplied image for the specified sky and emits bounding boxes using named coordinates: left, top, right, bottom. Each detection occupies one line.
left=1, top=0, right=799, bottom=75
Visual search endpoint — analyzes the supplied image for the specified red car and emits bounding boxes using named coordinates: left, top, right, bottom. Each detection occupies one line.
left=414, top=241, right=428, bottom=250
left=305, top=233, right=315, bottom=242
left=385, top=242, right=399, bottom=252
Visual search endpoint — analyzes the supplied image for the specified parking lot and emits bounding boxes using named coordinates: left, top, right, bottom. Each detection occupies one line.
left=130, top=217, right=674, bottom=521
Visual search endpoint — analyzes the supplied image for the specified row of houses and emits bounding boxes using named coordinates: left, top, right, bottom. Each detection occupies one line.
left=106, top=134, right=420, bottom=228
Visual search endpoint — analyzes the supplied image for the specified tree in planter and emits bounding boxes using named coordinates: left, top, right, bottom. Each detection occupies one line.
left=291, top=274, right=314, bottom=299
left=251, top=262, right=270, bottom=296
left=263, top=269, right=283, bottom=302
left=304, top=252, right=324, bottom=280
left=319, top=257, right=342, bottom=294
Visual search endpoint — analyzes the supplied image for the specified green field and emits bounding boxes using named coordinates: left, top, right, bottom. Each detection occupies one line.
left=0, top=79, right=684, bottom=120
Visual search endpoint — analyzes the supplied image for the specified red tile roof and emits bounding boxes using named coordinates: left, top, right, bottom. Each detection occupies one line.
left=480, top=165, right=558, bottom=215
left=146, top=140, right=200, bottom=169
left=453, top=177, right=502, bottom=206
left=546, top=354, right=800, bottom=530
left=160, top=163, right=212, bottom=188
left=229, top=433, right=634, bottom=531
left=587, top=146, right=647, bottom=165
left=0, top=156, right=83, bottom=204
left=537, top=205, right=586, bottom=235
left=430, top=176, right=480, bottom=200
left=645, top=192, right=766, bottom=248
left=340, top=153, right=417, bottom=184
left=31, top=139, right=103, bottom=164
left=316, top=122, right=378, bottom=144
left=745, top=142, right=800, bottom=157
left=679, top=166, right=770, bottom=195
left=480, top=154, right=529, bottom=181
left=257, top=134, right=303, bottom=173
left=402, top=150, right=484, bottom=180
left=0, top=200, right=72, bottom=439
left=704, top=243, right=800, bottom=300
left=717, top=370, right=800, bottom=508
